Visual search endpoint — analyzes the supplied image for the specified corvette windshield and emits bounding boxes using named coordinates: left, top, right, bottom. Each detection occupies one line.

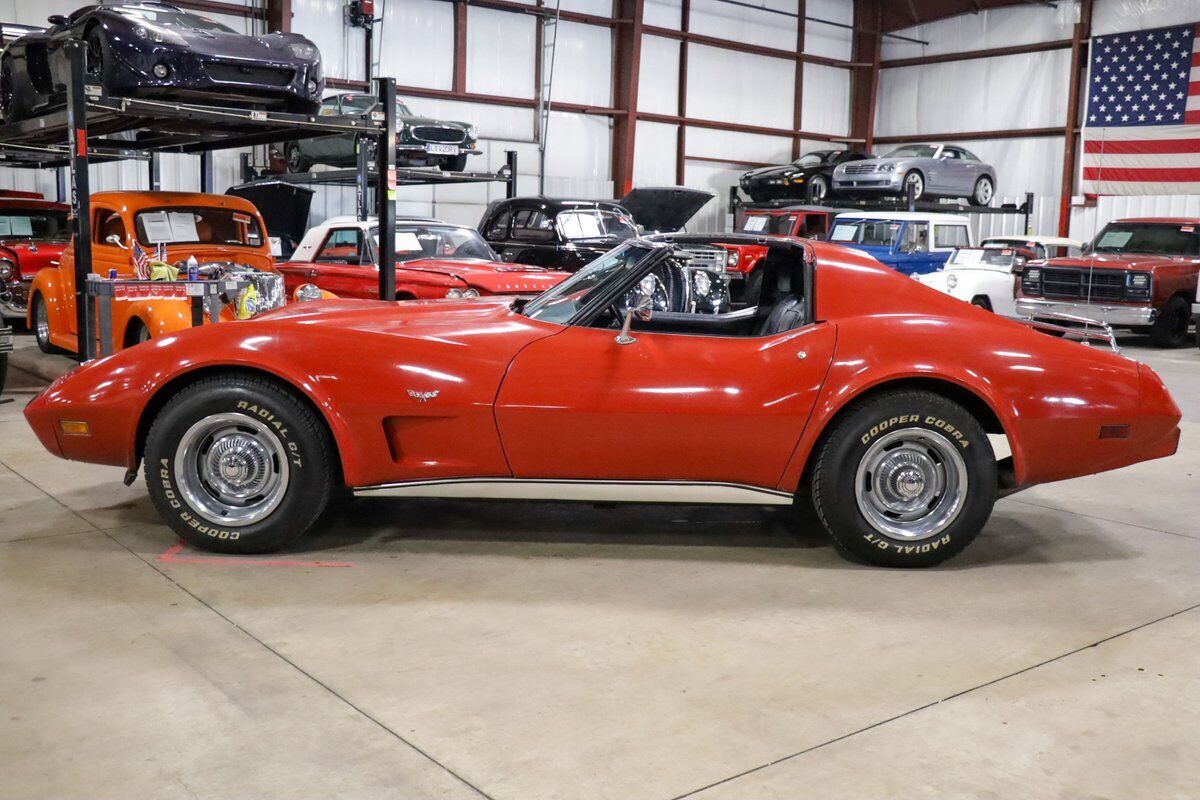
left=0, top=209, right=68, bottom=240
left=522, top=244, right=653, bottom=324
left=828, top=219, right=901, bottom=247
left=370, top=224, right=497, bottom=263
left=113, top=6, right=237, bottom=34
left=883, top=145, right=937, bottom=159
left=1090, top=223, right=1200, bottom=256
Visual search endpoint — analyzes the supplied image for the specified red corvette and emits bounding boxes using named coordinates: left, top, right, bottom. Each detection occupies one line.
left=276, top=215, right=569, bottom=300
left=25, top=236, right=1180, bottom=567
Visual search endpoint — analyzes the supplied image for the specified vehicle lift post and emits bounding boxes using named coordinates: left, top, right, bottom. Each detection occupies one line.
left=375, top=76, right=397, bottom=301
left=200, top=151, right=214, bottom=194
left=356, top=134, right=370, bottom=221
left=64, top=40, right=94, bottom=362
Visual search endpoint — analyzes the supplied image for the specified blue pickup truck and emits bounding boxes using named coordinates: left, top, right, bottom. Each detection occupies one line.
left=826, top=212, right=974, bottom=275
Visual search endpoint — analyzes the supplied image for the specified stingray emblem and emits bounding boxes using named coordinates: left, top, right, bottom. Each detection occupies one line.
left=407, top=389, right=439, bottom=403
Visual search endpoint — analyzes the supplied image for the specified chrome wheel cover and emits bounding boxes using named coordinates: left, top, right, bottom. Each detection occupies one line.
left=811, top=177, right=827, bottom=202
left=35, top=300, right=50, bottom=344
left=905, top=172, right=924, bottom=199
left=173, top=412, right=290, bottom=527
left=854, top=428, right=968, bottom=541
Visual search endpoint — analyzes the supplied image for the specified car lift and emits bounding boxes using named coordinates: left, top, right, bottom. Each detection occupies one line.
left=0, top=40, right=398, bottom=361
left=235, top=150, right=520, bottom=221
left=729, top=185, right=1037, bottom=235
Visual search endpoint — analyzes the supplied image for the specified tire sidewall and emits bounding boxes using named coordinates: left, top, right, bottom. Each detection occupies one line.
left=974, top=177, right=993, bottom=206
left=815, top=394, right=996, bottom=567
left=1151, top=296, right=1190, bottom=348
left=145, top=381, right=329, bottom=553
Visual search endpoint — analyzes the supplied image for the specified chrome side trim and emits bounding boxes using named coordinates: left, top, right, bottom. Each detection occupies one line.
left=354, top=478, right=795, bottom=505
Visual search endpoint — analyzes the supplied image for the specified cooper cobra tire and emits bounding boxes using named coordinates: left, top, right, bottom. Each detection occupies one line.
left=1149, top=295, right=1191, bottom=348
left=810, top=390, right=996, bottom=568
left=144, top=374, right=334, bottom=554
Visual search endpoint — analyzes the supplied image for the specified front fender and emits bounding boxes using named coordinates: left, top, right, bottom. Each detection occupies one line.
left=26, top=269, right=69, bottom=333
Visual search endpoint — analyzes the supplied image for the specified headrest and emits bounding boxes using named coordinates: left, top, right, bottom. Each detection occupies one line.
left=777, top=268, right=792, bottom=294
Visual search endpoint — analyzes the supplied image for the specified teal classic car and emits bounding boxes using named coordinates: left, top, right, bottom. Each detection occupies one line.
left=281, top=92, right=480, bottom=173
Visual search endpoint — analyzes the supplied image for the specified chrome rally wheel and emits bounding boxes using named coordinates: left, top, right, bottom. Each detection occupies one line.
left=810, top=390, right=996, bottom=568
left=174, top=412, right=291, bottom=527
left=853, top=428, right=967, bottom=541
left=144, top=374, right=334, bottom=554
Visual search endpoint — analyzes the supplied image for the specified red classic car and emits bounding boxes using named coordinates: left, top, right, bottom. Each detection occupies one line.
left=1015, top=218, right=1200, bottom=348
left=25, top=235, right=1180, bottom=568
left=0, top=192, right=69, bottom=321
left=277, top=216, right=570, bottom=299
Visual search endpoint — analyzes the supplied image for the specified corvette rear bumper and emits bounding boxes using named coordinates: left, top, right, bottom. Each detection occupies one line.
left=1016, top=298, right=1155, bottom=327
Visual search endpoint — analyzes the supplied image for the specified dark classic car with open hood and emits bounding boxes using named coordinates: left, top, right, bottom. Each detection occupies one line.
left=480, top=187, right=715, bottom=272
left=0, top=2, right=324, bottom=121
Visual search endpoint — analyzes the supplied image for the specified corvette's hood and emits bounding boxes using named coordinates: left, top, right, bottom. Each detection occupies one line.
left=398, top=258, right=569, bottom=294
left=1043, top=253, right=1200, bottom=271
left=253, top=297, right=538, bottom=344
left=0, top=240, right=67, bottom=278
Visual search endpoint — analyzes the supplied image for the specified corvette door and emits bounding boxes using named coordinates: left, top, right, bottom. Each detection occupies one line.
left=494, top=323, right=837, bottom=489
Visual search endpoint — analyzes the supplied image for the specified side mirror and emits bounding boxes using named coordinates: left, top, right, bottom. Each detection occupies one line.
left=105, top=234, right=128, bottom=249
left=615, top=293, right=653, bottom=345
left=47, top=14, right=68, bottom=25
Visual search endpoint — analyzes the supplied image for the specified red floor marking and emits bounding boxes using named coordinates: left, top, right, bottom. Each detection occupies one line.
left=155, top=541, right=353, bottom=568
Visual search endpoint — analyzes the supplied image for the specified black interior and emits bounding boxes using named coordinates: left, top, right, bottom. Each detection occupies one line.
left=600, top=244, right=808, bottom=338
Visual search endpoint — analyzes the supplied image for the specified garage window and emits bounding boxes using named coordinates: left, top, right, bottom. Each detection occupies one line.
left=934, top=225, right=970, bottom=249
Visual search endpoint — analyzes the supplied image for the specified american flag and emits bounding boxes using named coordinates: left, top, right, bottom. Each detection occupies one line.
left=131, top=241, right=151, bottom=279
left=1082, top=22, right=1200, bottom=195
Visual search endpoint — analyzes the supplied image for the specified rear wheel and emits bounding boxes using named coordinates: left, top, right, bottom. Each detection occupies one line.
left=810, top=390, right=996, bottom=567
left=143, top=374, right=335, bottom=554
left=125, top=318, right=151, bottom=348
left=285, top=142, right=311, bottom=174
left=808, top=175, right=829, bottom=203
left=972, top=176, right=994, bottom=206
left=1150, top=295, right=1191, bottom=348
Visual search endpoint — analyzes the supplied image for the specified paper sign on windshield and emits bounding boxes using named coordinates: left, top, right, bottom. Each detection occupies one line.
left=1097, top=230, right=1133, bottom=249
left=395, top=232, right=422, bottom=252
left=140, top=211, right=200, bottom=243
left=829, top=224, right=857, bottom=242
left=743, top=216, right=768, bottom=232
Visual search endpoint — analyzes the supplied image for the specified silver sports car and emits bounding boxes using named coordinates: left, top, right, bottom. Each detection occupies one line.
left=832, top=143, right=997, bottom=206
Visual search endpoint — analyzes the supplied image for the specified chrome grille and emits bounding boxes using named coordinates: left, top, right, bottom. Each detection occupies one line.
left=843, top=163, right=880, bottom=175
left=678, top=247, right=727, bottom=271
left=410, top=126, right=466, bottom=144
left=1041, top=267, right=1127, bottom=302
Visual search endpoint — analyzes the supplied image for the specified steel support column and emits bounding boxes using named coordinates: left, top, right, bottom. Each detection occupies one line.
left=266, top=0, right=291, bottom=32
left=611, top=0, right=644, bottom=197
left=849, top=0, right=882, bottom=155
left=199, top=151, right=214, bottom=193
left=1058, top=0, right=1092, bottom=237
left=375, top=77, right=397, bottom=301
left=64, top=41, right=94, bottom=362
left=791, top=0, right=806, bottom=160
left=453, top=0, right=468, bottom=93
left=675, top=0, right=690, bottom=184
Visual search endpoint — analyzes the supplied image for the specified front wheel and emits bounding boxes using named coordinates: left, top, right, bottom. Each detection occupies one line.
left=902, top=170, right=925, bottom=201
left=143, top=374, right=335, bottom=554
left=971, top=295, right=993, bottom=312
left=1150, top=295, right=1191, bottom=348
left=440, top=154, right=469, bottom=172
left=810, top=390, right=996, bottom=567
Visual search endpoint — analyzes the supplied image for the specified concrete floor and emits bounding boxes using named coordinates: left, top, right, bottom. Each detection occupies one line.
left=2, top=331, right=1199, bottom=799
